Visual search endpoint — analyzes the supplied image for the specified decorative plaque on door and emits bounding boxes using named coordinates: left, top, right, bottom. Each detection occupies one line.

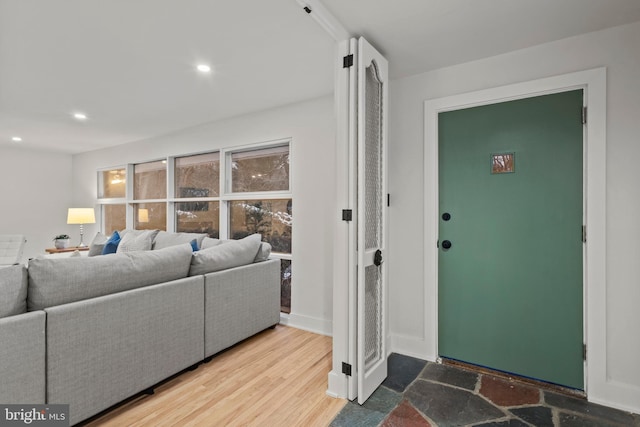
left=491, top=153, right=515, bottom=174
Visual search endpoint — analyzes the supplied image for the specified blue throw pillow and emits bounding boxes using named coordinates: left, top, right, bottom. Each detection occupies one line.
left=190, top=238, right=199, bottom=252
left=102, top=230, right=121, bottom=255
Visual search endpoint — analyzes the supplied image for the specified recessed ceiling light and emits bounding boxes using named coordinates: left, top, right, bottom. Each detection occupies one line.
left=11, top=136, right=22, bottom=142
left=196, top=64, right=211, bottom=73
left=73, top=112, right=87, bottom=120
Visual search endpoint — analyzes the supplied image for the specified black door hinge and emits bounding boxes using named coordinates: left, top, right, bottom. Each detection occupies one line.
left=583, top=343, right=587, bottom=361
left=343, top=54, right=354, bottom=68
left=342, top=362, right=352, bottom=376
left=342, top=209, right=353, bottom=221
left=582, top=225, right=587, bottom=243
left=582, top=107, right=587, bottom=124
left=387, top=194, right=390, bottom=207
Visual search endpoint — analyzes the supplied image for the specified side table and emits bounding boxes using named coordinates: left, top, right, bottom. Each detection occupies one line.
left=45, top=247, right=90, bottom=254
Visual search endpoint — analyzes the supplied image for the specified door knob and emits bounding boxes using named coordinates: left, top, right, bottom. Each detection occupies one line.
left=374, top=249, right=383, bottom=266
left=441, top=240, right=452, bottom=249
left=442, top=213, right=451, bottom=221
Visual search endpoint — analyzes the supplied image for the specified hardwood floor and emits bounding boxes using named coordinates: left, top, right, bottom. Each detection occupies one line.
left=83, top=325, right=346, bottom=427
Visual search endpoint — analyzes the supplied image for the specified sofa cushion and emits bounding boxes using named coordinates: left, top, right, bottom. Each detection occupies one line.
left=201, top=237, right=221, bottom=249
left=153, top=231, right=208, bottom=250
left=102, top=230, right=121, bottom=255
left=28, top=243, right=193, bottom=311
left=116, top=229, right=159, bottom=253
left=0, top=234, right=26, bottom=266
left=0, top=265, right=28, bottom=318
left=202, top=238, right=269, bottom=261
left=189, top=234, right=262, bottom=276
left=254, top=242, right=272, bottom=262
left=88, top=232, right=108, bottom=257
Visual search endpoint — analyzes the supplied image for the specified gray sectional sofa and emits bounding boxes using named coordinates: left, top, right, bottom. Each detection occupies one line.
left=0, top=232, right=280, bottom=425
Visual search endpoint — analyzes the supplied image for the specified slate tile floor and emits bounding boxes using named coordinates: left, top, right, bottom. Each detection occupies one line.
left=330, top=354, right=640, bottom=427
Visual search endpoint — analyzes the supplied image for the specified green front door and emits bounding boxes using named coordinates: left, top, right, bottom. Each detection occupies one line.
left=438, top=90, right=584, bottom=389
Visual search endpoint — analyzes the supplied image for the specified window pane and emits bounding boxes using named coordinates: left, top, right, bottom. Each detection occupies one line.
left=134, top=161, right=166, bottom=200
left=103, top=204, right=126, bottom=234
left=175, top=152, right=220, bottom=198
left=280, top=259, right=292, bottom=314
left=134, top=203, right=166, bottom=230
left=231, top=145, right=289, bottom=193
left=229, top=199, right=292, bottom=253
left=99, top=168, right=126, bottom=198
left=176, top=201, right=219, bottom=238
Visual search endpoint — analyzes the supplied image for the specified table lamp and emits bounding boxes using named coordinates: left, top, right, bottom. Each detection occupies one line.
left=67, top=208, right=96, bottom=247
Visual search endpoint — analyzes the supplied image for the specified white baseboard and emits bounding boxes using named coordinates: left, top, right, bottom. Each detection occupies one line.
left=280, top=312, right=332, bottom=336
left=589, top=380, right=640, bottom=415
left=390, top=334, right=436, bottom=362
left=327, top=370, right=347, bottom=399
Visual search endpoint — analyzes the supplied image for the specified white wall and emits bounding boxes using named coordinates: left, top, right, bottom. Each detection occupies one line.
left=388, top=21, right=640, bottom=413
left=72, top=95, right=336, bottom=335
left=0, top=145, right=74, bottom=262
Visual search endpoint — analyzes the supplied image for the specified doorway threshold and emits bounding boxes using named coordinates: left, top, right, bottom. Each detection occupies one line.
left=441, top=357, right=586, bottom=399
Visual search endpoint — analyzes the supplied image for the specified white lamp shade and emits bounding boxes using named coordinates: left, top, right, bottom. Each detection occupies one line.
left=67, top=208, right=96, bottom=225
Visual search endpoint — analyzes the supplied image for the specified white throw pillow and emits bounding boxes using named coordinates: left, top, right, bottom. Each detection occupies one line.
left=116, top=229, right=159, bottom=253
left=153, top=231, right=208, bottom=250
left=88, top=232, right=109, bottom=257
left=200, top=237, right=221, bottom=249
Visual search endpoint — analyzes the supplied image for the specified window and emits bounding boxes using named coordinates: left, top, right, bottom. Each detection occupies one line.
left=132, top=160, right=167, bottom=231
left=175, top=152, right=219, bottom=197
left=227, top=142, right=292, bottom=312
left=230, top=145, right=290, bottom=193
left=175, top=153, right=220, bottom=237
left=98, top=168, right=126, bottom=198
left=280, top=259, right=292, bottom=314
left=134, top=203, right=166, bottom=231
left=229, top=199, right=292, bottom=253
left=103, top=204, right=126, bottom=234
left=176, top=202, right=220, bottom=237
left=134, top=160, right=166, bottom=200
left=96, top=140, right=292, bottom=312
left=98, top=168, right=127, bottom=234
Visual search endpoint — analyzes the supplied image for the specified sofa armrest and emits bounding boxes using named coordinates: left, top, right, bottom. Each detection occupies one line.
left=203, top=258, right=280, bottom=357
left=0, top=311, right=46, bottom=403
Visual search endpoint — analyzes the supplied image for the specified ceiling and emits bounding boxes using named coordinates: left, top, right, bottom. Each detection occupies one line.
left=322, top=0, right=640, bottom=78
left=2, top=0, right=640, bottom=154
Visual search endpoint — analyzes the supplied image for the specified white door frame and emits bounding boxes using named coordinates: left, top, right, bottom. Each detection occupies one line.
left=423, top=68, right=606, bottom=396
left=328, top=37, right=353, bottom=399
